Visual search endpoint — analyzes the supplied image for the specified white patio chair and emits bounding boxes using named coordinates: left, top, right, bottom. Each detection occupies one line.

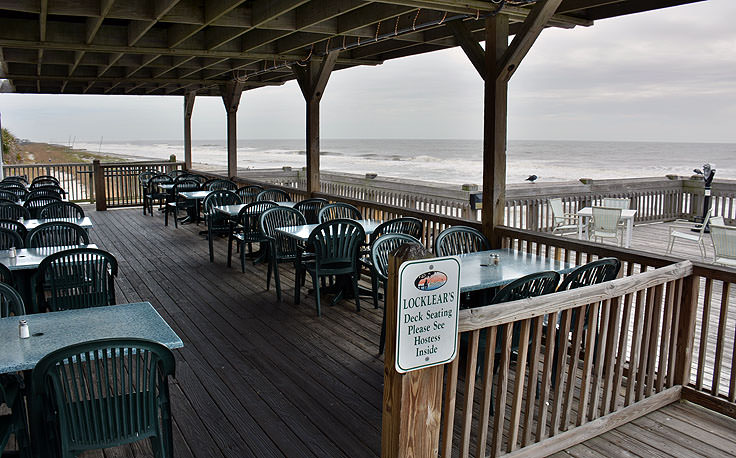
left=548, top=198, right=578, bottom=235
left=590, top=206, right=623, bottom=246
left=710, top=223, right=736, bottom=268
left=666, top=207, right=712, bottom=259
left=602, top=197, right=630, bottom=209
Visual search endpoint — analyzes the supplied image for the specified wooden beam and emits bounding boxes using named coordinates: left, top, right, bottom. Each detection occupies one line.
left=0, top=38, right=380, bottom=66
left=220, top=80, right=244, bottom=178
left=446, top=19, right=485, bottom=79
left=497, top=0, right=564, bottom=82
left=481, top=13, right=508, bottom=247
left=4, top=73, right=279, bottom=87
left=381, top=243, right=442, bottom=458
left=292, top=50, right=339, bottom=194
left=184, top=91, right=196, bottom=170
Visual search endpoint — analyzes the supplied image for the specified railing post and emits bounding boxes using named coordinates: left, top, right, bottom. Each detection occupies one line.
left=382, top=244, right=443, bottom=458
left=674, top=274, right=700, bottom=386
left=93, top=159, right=107, bottom=211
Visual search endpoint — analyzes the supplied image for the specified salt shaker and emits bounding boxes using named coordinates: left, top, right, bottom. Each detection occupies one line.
left=19, top=320, right=30, bottom=339
left=8, top=247, right=16, bottom=258
left=492, top=254, right=500, bottom=265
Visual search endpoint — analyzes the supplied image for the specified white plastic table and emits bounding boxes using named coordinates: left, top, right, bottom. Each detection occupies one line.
left=577, top=207, right=638, bottom=248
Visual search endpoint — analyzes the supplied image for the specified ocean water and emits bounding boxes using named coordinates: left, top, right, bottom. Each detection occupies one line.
left=73, top=139, right=736, bottom=185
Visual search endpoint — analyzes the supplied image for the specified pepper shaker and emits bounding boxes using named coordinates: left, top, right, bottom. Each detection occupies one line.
left=8, top=246, right=16, bottom=258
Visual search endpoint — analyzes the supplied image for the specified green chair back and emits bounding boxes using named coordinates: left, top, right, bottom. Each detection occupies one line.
left=371, top=233, right=422, bottom=284
left=27, top=189, right=62, bottom=200
left=32, top=184, right=67, bottom=197
left=318, top=202, right=361, bottom=223
left=0, top=263, right=14, bottom=287
left=0, top=203, right=30, bottom=221
left=203, top=190, right=240, bottom=215
left=434, top=226, right=490, bottom=256
left=370, top=217, right=423, bottom=243
left=26, top=221, right=90, bottom=248
left=260, top=207, right=306, bottom=260
left=39, top=201, right=85, bottom=219
left=0, top=189, right=19, bottom=202
left=307, top=219, right=366, bottom=275
left=24, top=196, right=62, bottom=218
left=238, top=201, right=279, bottom=242
left=33, top=247, right=117, bottom=312
left=31, top=338, right=175, bottom=457
left=0, top=282, right=25, bottom=317
left=236, top=185, right=264, bottom=204
left=31, top=175, right=59, bottom=185
left=206, top=179, right=237, bottom=191
left=3, top=175, right=28, bottom=186
left=294, top=198, right=328, bottom=224
left=0, top=227, right=24, bottom=249
left=256, top=188, right=291, bottom=202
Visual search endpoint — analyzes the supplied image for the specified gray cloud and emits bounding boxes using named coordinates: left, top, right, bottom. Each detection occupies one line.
left=0, top=0, right=732, bottom=144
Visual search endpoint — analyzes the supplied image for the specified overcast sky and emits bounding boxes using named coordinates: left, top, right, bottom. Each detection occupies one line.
left=0, top=0, right=733, bottom=144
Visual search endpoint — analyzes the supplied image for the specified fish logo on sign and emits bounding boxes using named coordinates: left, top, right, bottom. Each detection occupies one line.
left=414, top=269, right=448, bottom=291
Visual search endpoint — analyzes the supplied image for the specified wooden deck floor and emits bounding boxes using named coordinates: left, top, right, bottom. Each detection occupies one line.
left=556, top=401, right=736, bottom=458
left=84, top=206, right=386, bottom=458
left=33, top=208, right=733, bottom=457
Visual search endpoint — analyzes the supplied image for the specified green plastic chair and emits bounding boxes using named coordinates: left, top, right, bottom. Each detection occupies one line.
left=24, top=196, right=62, bottom=218
left=32, top=184, right=67, bottom=198
left=370, top=233, right=422, bottom=354
left=0, top=189, right=19, bottom=202
left=27, top=188, right=63, bottom=200
left=144, top=174, right=173, bottom=216
left=0, top=262, right=14, bottom=286
left=2, top=175, right=28, bottom=186
left=294, top=198, right=329, bottom=224
left=39, top=201, right=85, bottom=219
left=296, top=219, right=366, bottom=316
left=434, top=225, right=490, bottom=256
left=228, top=201, right=279, bottom=272
left=203, top=190, right=241, bottom=262
left=0, top=203, right=30, bottom=221
left=256, top=188, right=291, bottom=202
left=25, top=221, right=90, bottom=248
left=236, top=185, right=264, bottom=204
left=164, top=179, right=200, bottom=227
left=0, top=283, right=29, bottom=456
left=31, top=175, right=59, bottom=185
left=168, top=169, right=187, bottom=179
left=2, top=186, right=29, bottom=202
left=206, top=179, right=237, bottom=191
left=317, top=202, right=361, bottom=223
left=31, top=338, right=175, bottom=458
left=32, top=247, right=118, bottom=312
left=0, top=227, right=23, bottom=249
left=479, top=270, right=560, bottom=414
left=259, top=207, right=306, bottom=302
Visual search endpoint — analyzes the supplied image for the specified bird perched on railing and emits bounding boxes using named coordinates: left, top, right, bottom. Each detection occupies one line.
left=526, top=175, right=538, bottom=183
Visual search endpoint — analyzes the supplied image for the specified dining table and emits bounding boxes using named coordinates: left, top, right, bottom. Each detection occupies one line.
left=576, top=206, right=638, bottom=248
left=456, top=248, right=575, bottom=293
left=275, top=219, right=382, bottom=242
left=0, top=301, right=183, bottom=457
left=22, top=216, right=93, bottom=231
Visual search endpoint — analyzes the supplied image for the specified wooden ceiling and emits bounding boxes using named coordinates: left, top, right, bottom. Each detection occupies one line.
left=0, top=0, right=705, bottom=96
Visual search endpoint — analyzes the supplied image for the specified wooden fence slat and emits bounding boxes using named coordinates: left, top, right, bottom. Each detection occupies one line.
left=712, top=281, right=731, bottom=396
left=696, top=278, right=714, bottom=390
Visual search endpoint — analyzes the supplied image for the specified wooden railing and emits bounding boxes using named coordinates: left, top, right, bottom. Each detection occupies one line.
left=93, top=160, right=184, bottom=209
left=3, top=163, right=94, bottom=202
left=224, top=168, right=736, bottom=229
left=432, top=261, right=693, bottom=457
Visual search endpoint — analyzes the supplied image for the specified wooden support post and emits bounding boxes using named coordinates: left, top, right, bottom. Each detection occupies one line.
left=382, top=244, right=443, bottom=458
left=183, top=91, right=196, bottom=171
left=481, top=15, right=509, bottom=247
left=674, top=274, right=700, bottom=385
left=293, top=51, right=339, bottom=195
left=93, top=159, right=107, bottom=211
left=220, top=81, right=244, bottom=179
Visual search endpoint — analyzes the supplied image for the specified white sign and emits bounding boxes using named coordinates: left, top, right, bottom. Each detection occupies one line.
left=395, top=256, right=460, bottom=373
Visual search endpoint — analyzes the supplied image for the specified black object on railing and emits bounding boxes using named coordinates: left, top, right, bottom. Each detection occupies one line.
left=693, top=163, right=716, bottom=232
